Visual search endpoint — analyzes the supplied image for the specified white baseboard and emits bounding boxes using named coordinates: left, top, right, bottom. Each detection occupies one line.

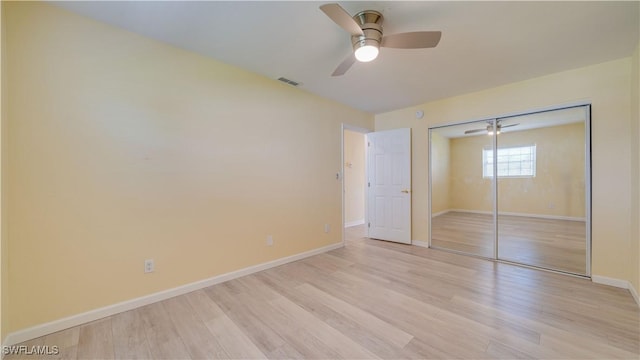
left=439, top=209, right=585, bottom=222
left=591, top=275, right=629, bottom=288
left=345, top=219, right=365, bottom=228
left=430, top=210, right=450, bottom=217
left=2, top=242, right=344, bottom=347
left=630, top=282, right=639, bottom=306
left=412, top=240, right=429, bottom=248
left=592, top=275, right=640, bottom=307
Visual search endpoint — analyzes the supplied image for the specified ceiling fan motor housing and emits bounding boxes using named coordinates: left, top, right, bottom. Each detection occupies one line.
left=351, top=10, right=383, bottom=51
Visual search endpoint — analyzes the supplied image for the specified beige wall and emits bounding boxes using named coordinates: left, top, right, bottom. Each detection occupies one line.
left=631, top=41, right=639, bottom=296
left=344, top=130, right=365, bottom=225
left=376, top=57, right=633, bottom=282
left=4, top=2, right=373, bottom=333
left=449, top=123, right=585, bottom=218
left=448, top=132, right=494, bottom=213
left=430, top=132, right=450, bottom=214
left=0, top=0, right=6, bottom=343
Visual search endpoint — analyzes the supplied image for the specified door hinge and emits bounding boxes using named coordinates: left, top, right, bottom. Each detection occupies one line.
left=368, top=182, right=370, bottom=187
left=368, top=222, right=370, bottom=228
left=367, top=142, right=370, bottom=147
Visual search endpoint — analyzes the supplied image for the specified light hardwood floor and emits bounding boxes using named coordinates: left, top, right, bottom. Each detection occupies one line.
left=431, top=211, right=587, bottom=274
left=7, top=225, right=638, bottom=359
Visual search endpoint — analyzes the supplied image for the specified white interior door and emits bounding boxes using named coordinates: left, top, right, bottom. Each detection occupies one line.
left=367, top=128, right=411, bottom=244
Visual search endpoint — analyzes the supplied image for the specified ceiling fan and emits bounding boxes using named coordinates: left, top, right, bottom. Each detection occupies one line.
left=464, top=120, right=520, bottom=135
left=319, top=3, right=442, bottom=76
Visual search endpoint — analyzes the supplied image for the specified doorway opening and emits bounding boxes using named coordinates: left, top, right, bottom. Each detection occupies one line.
left=342, top=125, right=413, bottom=245
left=344, top=129, right=366, bottom=227
left=342, top=126, right=368, bottom=244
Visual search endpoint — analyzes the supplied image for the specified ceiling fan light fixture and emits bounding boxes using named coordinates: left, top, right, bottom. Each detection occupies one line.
left=354, top=41, right=379, bottom=62
left=487, top=124, right=501, bottom=135
left=320, top=4, right=441, bottom=76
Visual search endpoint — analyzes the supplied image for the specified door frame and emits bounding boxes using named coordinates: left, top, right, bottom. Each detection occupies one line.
left=341, top=124, right=372, bottom=245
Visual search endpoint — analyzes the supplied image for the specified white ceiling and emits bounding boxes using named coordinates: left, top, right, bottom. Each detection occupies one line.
left=52, top=1, right=639, bottom=114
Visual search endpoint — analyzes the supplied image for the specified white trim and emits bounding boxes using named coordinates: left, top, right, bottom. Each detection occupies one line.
left=345, top=219, right=365, bottom=228
left=430, top=210, right=450, bottom=217
left=495, top=211, right=584, bottom=222
left=630, top=282, right=639, bottom=307
left=2, top=242, right=344, bottom=347
left=592, top=276, right=640, bottom=307
left=436, top=208, right=585, bottom=222
left=412, top=240, right=429, bottom=248
left=592, top=275, right=629, bottom=288
left=342, top=124, right=371, bottom=134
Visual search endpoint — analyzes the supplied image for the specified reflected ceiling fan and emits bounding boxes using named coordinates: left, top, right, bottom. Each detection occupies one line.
left=320, top=3, right=442, bottom=76
left=464, top=120, right=520, bottom=135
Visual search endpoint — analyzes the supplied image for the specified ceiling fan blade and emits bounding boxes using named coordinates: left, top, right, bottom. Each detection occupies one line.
left=464, top=128, right=486, bottom=134
left=320, top=3, right=364, bottom=36
left=381, top=31, right=442, bottom=49
left=500, top=123, right=520, bottom=128
left=332, top=53, right=357, bottom=76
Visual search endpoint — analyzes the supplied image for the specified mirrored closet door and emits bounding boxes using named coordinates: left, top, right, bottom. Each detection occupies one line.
left=429, top=120, right=495, bottom=259
left=429, top=105, right=590, bottom=276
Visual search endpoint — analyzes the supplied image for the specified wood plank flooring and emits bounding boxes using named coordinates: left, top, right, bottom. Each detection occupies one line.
left=6, top=225, right=638, bottom=359
left=431, top=211, right=587, bottom=274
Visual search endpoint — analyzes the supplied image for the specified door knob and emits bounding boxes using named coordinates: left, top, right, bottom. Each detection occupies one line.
left=401, top=189, right=411, bottom=193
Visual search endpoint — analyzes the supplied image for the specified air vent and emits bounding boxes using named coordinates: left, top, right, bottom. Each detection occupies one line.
left=277, top=77, right=300, bottom=87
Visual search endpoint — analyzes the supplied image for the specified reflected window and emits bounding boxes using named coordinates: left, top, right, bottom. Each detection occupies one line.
left=483, top=145, right=536, bottom=178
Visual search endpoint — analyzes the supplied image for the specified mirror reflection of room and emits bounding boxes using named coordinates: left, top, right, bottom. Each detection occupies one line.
left=431, top=120, right=495, bottom=258
left=430, top=106, right=589, bottom=275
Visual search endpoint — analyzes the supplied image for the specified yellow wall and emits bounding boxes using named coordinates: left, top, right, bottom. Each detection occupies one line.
left=448, top=132, right=494, bottom=213
left=430, top=132, right=450, bottom=214
left=376, top=57, right=633, bottom=281
left=344, top=130, right=365, bottom=225
left=449, top=123, right=585, bottom=218
left=631, top=41, right=639, bottom=296
left=4, top=2, right=373, bottom=333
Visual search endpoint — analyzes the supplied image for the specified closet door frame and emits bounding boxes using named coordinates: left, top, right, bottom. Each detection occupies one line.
left=428, top=102, right=591, bottom=277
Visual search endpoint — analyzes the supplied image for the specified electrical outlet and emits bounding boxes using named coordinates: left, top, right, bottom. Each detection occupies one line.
left=324, top=224, right=330, bottom=233
left=144, top=259, right=155, bottom=273
left=266, top=235, right=273, bottom=246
